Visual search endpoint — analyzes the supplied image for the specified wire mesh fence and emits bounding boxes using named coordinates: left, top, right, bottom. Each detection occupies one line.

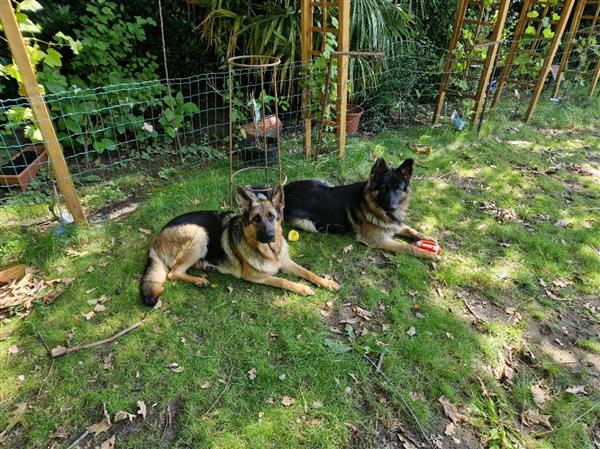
left=0, top=27, right=598, bottom=229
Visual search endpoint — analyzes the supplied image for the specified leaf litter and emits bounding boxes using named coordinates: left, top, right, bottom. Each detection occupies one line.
left=0, top=273, right=74, bottom=317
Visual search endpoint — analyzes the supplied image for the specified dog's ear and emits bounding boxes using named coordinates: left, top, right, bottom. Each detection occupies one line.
left=397, top=158, right=414, bottom=180
left=370, top=158, right=389, bottom=178
left=270, top=182, right=285, bottom=211
left=236, top=186, right=256, bottom=213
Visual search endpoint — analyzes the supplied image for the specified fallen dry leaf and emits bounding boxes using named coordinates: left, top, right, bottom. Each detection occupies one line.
left=311, top=401, right=323, bottom=409
left=87, top=404, right=111, bottom=436
left=7, top=345, right=19, bottom=355
left=66, top=248, right=88, bottom=257
left=521, top=409, right=552, bottom=428
left=565, top=385, right=588, bottom=395
left=49, top=420, right=69, bottom=440
left=50, top=345, right=67, bottom=357
left=94, top=304, right=106, bottom=313
left=279, top=374, right=286, bottom=381
left=103, top=353, right=114, bottom=371
left=0, top=402, right=27, bottom=442
left=343, top=244, right=354, bottom=254
left=137, top=401, right=147, bottom=420
left=138, top=228, right=152, bottom=235
left=531, top=384, right=549, bottom=407
left=200, top=381, right=211, bottom=389
left=98, top=434, right=116, bottom=449
left=493, top=346, right=516, bottom=382
left=438, top=396, right=468, bottom=424
left=406, top=326, right=417, bottom=337
left=114, top=410, right=135, bottom=423
left=352, top=306, right=373, bottom=321
left=248, top=368, right=257, bottom=380
left=84, top=311, right=95, bottom=320
left=281, top=396, right=295, bottom=407
left=444, top=422, right=457, bottom=436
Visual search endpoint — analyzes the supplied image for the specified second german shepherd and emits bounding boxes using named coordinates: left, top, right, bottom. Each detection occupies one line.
left=283, top=158, right=440, bottom=260
left=140, top=183, right=340, bottom=306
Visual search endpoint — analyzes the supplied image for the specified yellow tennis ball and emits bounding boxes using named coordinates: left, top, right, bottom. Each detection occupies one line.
left=287, top=229, right=300, bottom=242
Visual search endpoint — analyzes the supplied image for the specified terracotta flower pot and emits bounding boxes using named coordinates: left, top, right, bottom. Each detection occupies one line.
left=346, top=104, right=364, bottom=134
left=0, top=145, right=48, bottom=190
left=246, top=114, right=282, bottom=138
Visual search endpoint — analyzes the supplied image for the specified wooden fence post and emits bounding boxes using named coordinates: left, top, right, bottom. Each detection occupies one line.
left=432, top=0, right=469, bottom=125
left=524, top=0, right=575, bottom=122
left=0, top=0, right=86, bottom=224
left=301, top=0, right=313, bottom=158
left=336, top=0, right=350, bottom=158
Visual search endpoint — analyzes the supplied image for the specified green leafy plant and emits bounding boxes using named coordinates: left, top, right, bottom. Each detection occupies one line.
left=159, top=91, right=200, bottom=139
left=0, top=0, right=81, bottom=142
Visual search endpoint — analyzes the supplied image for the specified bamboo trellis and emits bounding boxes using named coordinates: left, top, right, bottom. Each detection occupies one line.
left=491, top=0, right=576, bottom=122
left=551, top=0, right=600, bottom=97
left=433, top=0, right=511, bottom=126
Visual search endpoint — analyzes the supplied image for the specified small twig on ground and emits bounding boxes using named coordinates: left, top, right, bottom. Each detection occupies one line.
left=65, top=429, right=90, bottom=449
left=51, top=322, right=141, bottom=358
left=202, top=367, right=234, bottom=417
left=462, top=297, right=484, bottom=322
left=161, top=404, right=172, bottom=440
left=376, top=352, right=385, bottom=372
left=364, top=354, right=433, bottom=448
left=35, top=331, right=51, bottom=356
left=35, top=360, right=54, bottom=401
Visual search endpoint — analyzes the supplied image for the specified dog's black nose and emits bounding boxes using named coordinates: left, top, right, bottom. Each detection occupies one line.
left=258, top=230, right=275, bottom=243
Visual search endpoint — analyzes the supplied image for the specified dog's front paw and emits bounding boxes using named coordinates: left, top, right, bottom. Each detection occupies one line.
left=295, top=284, right=316, bottom=296
left=413, top=247, right=440, bottom=261
left=319, top=278, right=340, bottom=291
left=193, top=277, right=210, bottom=288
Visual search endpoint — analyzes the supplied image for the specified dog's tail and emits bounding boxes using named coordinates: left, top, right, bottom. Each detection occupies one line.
left=140, top=251, right=168, bottom=307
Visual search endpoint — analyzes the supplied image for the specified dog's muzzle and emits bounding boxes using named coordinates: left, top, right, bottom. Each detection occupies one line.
left=257, top=230, right=276, bottom=243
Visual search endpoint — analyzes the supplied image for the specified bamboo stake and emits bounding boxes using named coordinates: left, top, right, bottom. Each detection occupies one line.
left=0, top=0, right=86, bottom=224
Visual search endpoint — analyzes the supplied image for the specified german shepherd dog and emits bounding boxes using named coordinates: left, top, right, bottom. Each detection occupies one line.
left=140, top=183, right=340, bottom=306
left=283, top=158, right=439, bottom=260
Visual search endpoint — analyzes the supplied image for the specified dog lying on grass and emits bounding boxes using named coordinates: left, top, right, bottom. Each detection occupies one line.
left=140, top=183, right=340, bottom=306
left=283, top=158, right=439, bottom=260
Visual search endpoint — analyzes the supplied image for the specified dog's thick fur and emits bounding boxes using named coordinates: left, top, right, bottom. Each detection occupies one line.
left=283, top=158, right=439, bottom=260
left=140, top=183, right=339, bottom=306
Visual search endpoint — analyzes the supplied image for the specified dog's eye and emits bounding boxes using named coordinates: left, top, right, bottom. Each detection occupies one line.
left=253, top=215, right=261, bottom=223
left=268, top=213, right=275, bottom=222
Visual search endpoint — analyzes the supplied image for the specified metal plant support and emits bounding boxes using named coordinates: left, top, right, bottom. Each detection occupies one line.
left=228, top=56, right=285, bottom=206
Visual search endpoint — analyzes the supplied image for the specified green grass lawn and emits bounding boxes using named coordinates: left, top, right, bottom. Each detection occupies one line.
left=1, top=93, right=599, bottom=449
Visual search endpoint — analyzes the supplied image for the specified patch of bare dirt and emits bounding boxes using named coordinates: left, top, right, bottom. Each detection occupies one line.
left=526, top=295, right=600, bottom=377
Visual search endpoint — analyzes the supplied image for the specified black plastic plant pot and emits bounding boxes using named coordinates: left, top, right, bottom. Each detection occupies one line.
left=238, top=137, right=278, bottom=167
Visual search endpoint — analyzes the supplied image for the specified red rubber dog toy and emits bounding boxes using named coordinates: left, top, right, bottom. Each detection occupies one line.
left=415, top=240, right=442, bottom=255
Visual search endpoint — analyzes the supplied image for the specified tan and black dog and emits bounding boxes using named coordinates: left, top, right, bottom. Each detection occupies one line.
left=283, top=158, right=439, bottom=260
left=140, top=183, right=340, bottom=306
